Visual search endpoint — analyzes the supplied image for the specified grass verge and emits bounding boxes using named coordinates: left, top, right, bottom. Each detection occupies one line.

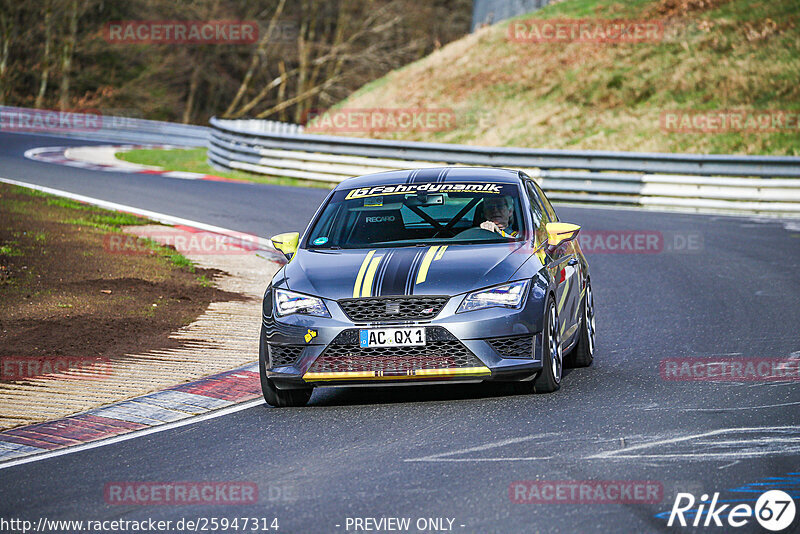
left=117, top=147, right=334, bottom=189
left=0, top=182, right=242, bottom=367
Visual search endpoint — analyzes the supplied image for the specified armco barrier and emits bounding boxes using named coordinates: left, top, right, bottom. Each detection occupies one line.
left=0, top=106, right=208, bottom=146
left=208, top=117, right=800, bottom=216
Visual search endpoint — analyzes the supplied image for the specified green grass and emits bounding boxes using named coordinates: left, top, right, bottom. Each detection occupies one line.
left=507, top=0, right=654, bottom=19
left=46, top=197, right=95, bottom=211
left=117, top=147, right=333, bottom=189
left=0, top=243, right=24, bottom=256
left=8, top=185, right=195, bottom=270
left=12, top=186, right=47, bottom=198
left=64, top=211, right=149, bottom=231
left=165, top=251, right=194, bottom=271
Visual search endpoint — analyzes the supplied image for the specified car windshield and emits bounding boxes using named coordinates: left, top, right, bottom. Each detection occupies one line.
left=306, top=181, right=526, bottom=249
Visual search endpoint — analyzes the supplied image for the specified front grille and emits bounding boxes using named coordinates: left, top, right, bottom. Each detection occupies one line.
left=337, top=296, right=448, bottom=322
left=488, top=334, right=534, bottom=358
left=268, top=344, right=304, bottom=368
left=308, top=327, right=483, bottom=374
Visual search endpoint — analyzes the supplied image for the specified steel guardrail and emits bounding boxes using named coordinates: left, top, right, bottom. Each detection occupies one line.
left=0, top=106, right=208, bottom=146
left=208, top=116, right=800, bottom=216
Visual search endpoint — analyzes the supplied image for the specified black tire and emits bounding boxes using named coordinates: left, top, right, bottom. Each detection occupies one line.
left=566, top=281, right=595, bottom=368
left=259, top=334, right=312, bottom=408
left=515, top=295, right=562, bottom=394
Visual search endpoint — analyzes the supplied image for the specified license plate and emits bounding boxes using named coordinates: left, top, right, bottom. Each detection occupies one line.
left=359, top=327, right=426, bottom=348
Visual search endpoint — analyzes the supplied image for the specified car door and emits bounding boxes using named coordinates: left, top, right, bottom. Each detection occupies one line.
left=526, top=180, right=581, bottom=342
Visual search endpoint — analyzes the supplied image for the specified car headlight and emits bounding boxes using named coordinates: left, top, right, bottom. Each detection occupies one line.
left=457, top=280, right=529, bottom=313
left=275, top=289, right=330, bottom=318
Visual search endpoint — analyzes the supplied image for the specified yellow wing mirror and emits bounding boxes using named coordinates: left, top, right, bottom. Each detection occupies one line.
left=270, top=232, right=299, bottom=260
left=545, top=222, right=581, bottom=252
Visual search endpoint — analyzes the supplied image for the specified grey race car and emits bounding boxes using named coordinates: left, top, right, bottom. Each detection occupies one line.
left=260, top=167, right=595, bottom=407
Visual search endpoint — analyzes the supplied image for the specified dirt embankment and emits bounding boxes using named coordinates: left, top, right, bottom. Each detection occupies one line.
left=329, top=0, right=799, bottom=155
left=0, top=184, right=247, bottom=403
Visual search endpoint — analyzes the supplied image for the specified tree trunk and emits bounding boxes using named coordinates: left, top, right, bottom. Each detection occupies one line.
left=277, top=61, right=288, bottom=121
left=293, top=0, right=321, bottom=123
left=35, top=0, right=52, bottom=108
left=256, top=75, right=339, bottom=120
left=58, top=0, right=79, bottom=111
left=222, top=0, right=287, bottom=118
left=0, top=9, right=14, bottom=106
left=182, top=63, right=201, bottom=124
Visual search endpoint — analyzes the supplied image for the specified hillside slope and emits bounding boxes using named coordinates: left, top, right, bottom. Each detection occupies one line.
left=321, top=0, right=799, bottom=155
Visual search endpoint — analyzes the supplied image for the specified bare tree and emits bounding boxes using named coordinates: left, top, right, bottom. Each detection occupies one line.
left=35, top=0, right=52, bottom=108
left=58, top=0, right=79, bottom=110
left=223, top=0, right=287, bottom=117
left=0, top=0, right=471, bottom=122
left=223, top=0, right=425, bottom=121
left=182, top=63, right=201, bottom=123
left=0, top=0, right=19, bottom=105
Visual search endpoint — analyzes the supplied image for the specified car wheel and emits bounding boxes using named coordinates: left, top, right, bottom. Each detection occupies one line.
left=566, top=281, right=595, bottom=368
left=532, top=295, right=562, bottom=393
left=259, top=332, right=312, bottom=408
left=514, top=295, right=562, bottom=395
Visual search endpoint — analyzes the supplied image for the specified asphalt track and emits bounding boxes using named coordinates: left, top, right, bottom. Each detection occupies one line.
left=1, top=131, right=799, bottom=533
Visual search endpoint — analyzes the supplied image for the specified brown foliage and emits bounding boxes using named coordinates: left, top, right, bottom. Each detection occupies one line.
left=0, top=0, right=472, bottom=123
left=648, top=0, right=733, bottom=18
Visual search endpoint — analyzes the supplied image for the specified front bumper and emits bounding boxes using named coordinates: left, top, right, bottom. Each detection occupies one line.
left=263, top=289, right=546, bottom=390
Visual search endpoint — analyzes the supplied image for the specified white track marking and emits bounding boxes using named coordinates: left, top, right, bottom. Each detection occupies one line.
left=63, top=146, right=163, bottom=170
left=586, top=426, right=800, bottom=461
left=406, top=457, right=556, bottom=462
left=588, top=426, right=781, bottom=455
left=404, top=434, right=555, bottom=463
left=23, top=146, right=57, bottom=158
left=744, top=381, right=799, bottom=388
left=162, top=170, right=207, bottom=179
left=0, top=399, right=265, bottom=471
left=643, top=401, right=800, bottom=412
left=0, top=177, right=277, bottom=253
left=405, top=427, right=800, bottom=464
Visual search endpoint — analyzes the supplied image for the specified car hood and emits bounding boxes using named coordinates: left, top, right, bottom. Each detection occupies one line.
left=282, top=243, right=535, bottom=300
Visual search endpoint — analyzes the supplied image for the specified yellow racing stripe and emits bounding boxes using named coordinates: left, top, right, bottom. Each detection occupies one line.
left=558, top=277, right=571, bottom=335
left=415, top=245, right=440, bottom=285
left=557, top=277, right=570, bottom=314
left=434, top=245, right=448, bottom=261
left=353, top=250, right=376, bottom=298
left=361, top=256, right=383, bottom=297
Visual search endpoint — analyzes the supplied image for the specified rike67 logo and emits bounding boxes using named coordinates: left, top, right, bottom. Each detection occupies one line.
left=668, top=490, right=796, bottom=531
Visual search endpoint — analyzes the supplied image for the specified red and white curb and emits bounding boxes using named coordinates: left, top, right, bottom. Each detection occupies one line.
left=24, top=145, right=245, bottom=183
left=0, top=363, right=263, bottom=464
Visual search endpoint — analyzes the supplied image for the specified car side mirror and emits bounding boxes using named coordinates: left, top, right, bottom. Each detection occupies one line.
left=270, top=232, right=299, bottom=260
left=545, top=222, right=580, bottom=252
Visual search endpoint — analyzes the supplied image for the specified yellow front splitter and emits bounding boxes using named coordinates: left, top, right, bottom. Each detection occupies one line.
left=303, top=366, right=491, bottom=382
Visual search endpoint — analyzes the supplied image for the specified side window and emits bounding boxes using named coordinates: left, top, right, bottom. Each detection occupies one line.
left=530, top=180, right=558, bottom=222
left=525, top=181, right=546, bottom=226
left=525, top=181, right=548, bottom=248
